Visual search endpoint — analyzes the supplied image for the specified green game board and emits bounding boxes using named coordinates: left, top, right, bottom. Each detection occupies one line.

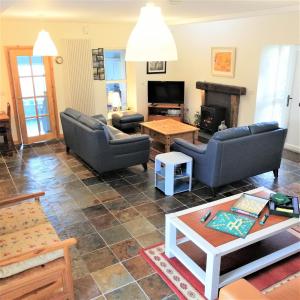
left=206, top=210, right=256, bottom=238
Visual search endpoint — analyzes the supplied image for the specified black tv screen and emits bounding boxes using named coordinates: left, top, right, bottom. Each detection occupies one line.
left=148, top=81, right=184, bottom=104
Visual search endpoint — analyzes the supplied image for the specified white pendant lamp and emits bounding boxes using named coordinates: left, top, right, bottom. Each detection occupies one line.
left=33, top=30, right=58, bottom=56
left=125, top=3, right=177, bottom=61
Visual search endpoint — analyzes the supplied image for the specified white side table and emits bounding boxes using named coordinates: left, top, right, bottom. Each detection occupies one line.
left=155, top=151, right=192, bottom=196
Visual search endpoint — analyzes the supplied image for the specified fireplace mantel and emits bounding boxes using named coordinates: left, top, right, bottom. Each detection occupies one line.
left=196, top=81, right=247, bottom=128
left=196, top=81, right=246, bottom=95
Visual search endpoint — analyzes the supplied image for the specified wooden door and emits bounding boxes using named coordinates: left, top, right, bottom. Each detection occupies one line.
left=7, top=47, right=58, bottom=144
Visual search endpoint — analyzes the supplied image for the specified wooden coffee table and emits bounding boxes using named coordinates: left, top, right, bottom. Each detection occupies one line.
left=165, top=187, right=300, bottom=300
left=140, top=119, right=199, bottom=152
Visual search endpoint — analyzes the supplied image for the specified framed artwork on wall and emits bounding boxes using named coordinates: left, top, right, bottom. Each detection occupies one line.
left=92, top=48, right=105, bottom=80
left=147, top=61, right=167, bottom=74
left=211, top=47, right=236, bottom=77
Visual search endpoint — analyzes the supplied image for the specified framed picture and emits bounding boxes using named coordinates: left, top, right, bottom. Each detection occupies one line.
left=211, top=47, right=236, bottom=77
left=92, top=48, right=105, bottom=80
left=147, top=61, right=167, bottom=74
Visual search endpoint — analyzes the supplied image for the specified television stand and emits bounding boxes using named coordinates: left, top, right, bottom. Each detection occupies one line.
left=148, top=103, right=184, bottom=122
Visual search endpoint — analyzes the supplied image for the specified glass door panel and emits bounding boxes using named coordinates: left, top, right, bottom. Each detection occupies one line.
left=8, top=47, right=58, bottom=144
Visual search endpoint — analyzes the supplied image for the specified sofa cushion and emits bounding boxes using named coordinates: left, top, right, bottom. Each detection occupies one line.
left=249, top=121, right=279, bottom=134
left=0, top=223, right=63, bottom=278
left=64, top=108, right=81, bottom=120
left=212, top=126, right=250, bottom=141
left=78, top=114, right=105, bottom=130
left=92, top=114, right=107, bottom=124
left=0, top=202, right=48, bottom=236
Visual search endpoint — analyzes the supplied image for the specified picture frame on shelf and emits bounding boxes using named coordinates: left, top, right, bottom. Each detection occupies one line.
left=147, top=61, right=167, bottom=74
left=211, top=47, right=236, bottom=77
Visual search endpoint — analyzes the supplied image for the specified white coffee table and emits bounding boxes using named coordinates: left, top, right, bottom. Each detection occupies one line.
left=165, top=187, right=300, bottom=300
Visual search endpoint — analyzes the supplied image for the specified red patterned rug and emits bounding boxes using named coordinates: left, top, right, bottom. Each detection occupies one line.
left=140, top=230, right=300, bottom=300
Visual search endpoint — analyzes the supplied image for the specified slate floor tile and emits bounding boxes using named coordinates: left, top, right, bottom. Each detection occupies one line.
left=138, top=273, right=173, bottom=300
left=136, top=230, right=164, bottom=248
left=113, top=207, right=140, bottom=223
left=74, top=274, right=102, bottom=300
left=123, top=255, right=155, bottom=280
left=105, top=282, right=147, bottom=300
left=65, top=221, right=96, bottom=238
left=83, top=204, right=109, bottom=219
left=90, top=213, right=120, bottom=231
left=76, top=233, right=106, bottom=255
left=123, top=217, right=156, bottom=237
left=100, top=224, right=132, bottom=245
left=110, top=238, right=141, bottom=261
left=135, top=202, right=164, bottom=217
left=92, top=263, right=134, bottom=294
left=82, top=247, right=118, bottom=273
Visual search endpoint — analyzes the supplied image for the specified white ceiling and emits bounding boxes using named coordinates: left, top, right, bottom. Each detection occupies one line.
left=1, top=0, right=299, bottom=24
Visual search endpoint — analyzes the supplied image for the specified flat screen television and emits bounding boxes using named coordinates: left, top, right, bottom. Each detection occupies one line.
left=148, top=81, right=184, bottom=104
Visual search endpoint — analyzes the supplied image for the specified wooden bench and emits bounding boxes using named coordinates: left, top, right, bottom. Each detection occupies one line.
left=0, top=192, right=76, bottom=300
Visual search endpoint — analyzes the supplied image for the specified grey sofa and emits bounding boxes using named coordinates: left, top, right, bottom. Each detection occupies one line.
left=60, top=108, right=150, bottom=174
left=172, top=122, right=287, bottom=194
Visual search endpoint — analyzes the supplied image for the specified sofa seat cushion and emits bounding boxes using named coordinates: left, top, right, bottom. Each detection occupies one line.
left=212, top=126, right=250, bottom=141
left=64, top=108, right=81, bottom=120
left=112, top=112, right=144, bottom=123
left=78, top=114, right=105, bottom=130
left=249, top=121, right=279, bottom=134
left=0, top=202, right=48, bottom=236
left=0, top=223, right=63, bottom=278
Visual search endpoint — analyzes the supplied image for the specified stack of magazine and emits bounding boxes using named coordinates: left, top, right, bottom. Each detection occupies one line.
left=231, top=193, right=269, bottom=218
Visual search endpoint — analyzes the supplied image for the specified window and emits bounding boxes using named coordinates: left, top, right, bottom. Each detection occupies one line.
left=104, top=50, right=127, bottom=111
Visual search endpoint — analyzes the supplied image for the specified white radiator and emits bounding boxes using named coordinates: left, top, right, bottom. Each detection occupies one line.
left=62, top=39, right=95, bottom=115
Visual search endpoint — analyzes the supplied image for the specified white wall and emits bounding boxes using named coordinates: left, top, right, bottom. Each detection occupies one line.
left=1, top=11, right=299, bottom=142
left=135, top=11, right=300, bottom=125
left=0, top=18, right=134, bottom=140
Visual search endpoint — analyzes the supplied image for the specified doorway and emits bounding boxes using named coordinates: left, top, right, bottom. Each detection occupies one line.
left=255, top=45, right=300, bottom=153
left=7, top=47, right=58, bottom=144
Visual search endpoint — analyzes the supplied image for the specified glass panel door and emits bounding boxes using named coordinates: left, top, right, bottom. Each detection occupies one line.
left=17, top=55, right=52, bottom=138
left=8, top=48, right=58, bottom=144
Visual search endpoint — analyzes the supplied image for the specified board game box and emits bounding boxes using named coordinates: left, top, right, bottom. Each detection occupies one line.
left=206, top=210, right=256, bottom=238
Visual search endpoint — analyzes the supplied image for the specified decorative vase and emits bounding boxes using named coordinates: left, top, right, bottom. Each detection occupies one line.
left=218, top=120, right=227, bottom=131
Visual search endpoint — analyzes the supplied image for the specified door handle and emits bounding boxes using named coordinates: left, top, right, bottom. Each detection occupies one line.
left=286, top=95, right=293, bottom=107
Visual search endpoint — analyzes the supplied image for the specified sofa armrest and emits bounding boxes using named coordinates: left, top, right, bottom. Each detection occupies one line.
left=219, top=279, right=268, bottom=300
left=92, top=114, right=107, bottom=124
left=109, top=134, right=149, bottom=145
left=173, top=138, right=207, bottom=154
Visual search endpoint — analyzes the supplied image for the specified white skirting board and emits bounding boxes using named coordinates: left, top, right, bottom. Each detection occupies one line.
left=284, top=143, right=300, bottom=154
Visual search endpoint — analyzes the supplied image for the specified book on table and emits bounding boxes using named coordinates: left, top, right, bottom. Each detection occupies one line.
left=231, top=193, right=269, bottom=218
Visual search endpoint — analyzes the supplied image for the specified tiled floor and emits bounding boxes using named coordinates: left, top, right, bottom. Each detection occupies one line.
left=0, top=140, right=299, bottom=300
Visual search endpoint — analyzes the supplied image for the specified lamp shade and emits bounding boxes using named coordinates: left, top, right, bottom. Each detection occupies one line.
left=125, top=4, right=177, bottom=61
left=108, top=91, right=121, bottom=108
left=33, top=30, right=58, bottom=56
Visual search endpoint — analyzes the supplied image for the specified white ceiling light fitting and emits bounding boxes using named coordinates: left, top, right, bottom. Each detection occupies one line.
left=33, top=30, right=58, bottom=56
left=125, top=3, right=177, bottom=62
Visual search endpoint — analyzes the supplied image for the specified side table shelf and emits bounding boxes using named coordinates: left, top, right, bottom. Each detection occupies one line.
left=155, top=152, right=192, bottom=196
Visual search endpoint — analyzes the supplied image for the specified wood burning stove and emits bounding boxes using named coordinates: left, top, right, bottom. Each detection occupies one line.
left=200, top=105, right=226, bottom=133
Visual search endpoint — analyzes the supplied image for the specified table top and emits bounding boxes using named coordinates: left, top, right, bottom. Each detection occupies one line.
left=140, top=119, right=198, bottom=135
left=168, top=187, right=299, bottom=252
left=0, top=112, right=9, bottom=122
left=156, top=151, right=192, bottom=164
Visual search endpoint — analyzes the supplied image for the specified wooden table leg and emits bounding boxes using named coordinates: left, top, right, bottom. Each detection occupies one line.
left=193, top=131, right=198, bottom=144
left=165, top=136, right=171, bottom=152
